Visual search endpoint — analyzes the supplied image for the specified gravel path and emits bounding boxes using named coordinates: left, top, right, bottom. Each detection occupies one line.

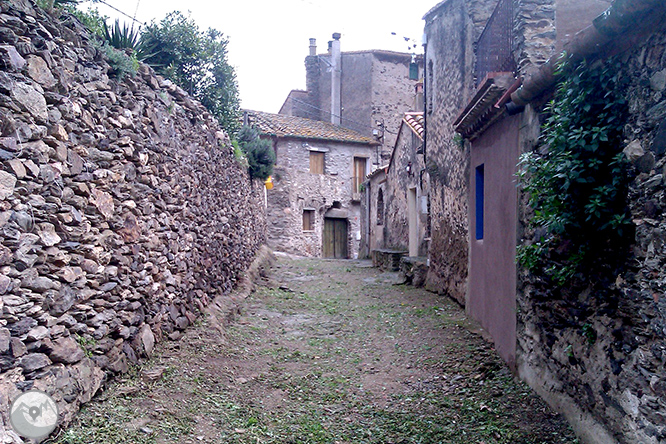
left=51, top=255, right=578, bottom=444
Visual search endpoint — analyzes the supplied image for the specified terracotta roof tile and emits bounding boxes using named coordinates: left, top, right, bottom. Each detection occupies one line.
left=403, top=112, right=424, bottom=140
left=244, top=110, right=378, bottom=145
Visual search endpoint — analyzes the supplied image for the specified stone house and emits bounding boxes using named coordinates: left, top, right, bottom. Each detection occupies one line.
left=360, top=111, right=430, bottom=262
left=280, top=34, right=423, bottom=166
left=424, top=0, right=666, bottom=442
left=244, top=110, right=378, bottom=259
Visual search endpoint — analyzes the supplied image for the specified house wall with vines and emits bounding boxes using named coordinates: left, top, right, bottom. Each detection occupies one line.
left=516, top=25, right=666, bottom=444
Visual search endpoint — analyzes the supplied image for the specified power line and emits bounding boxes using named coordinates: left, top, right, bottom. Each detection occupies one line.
left=132, top=0, right=141, bottom=23
left=93, top=0, right=144, bottom=25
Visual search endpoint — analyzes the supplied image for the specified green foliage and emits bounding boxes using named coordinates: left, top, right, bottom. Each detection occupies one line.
left=103, top=18, right=139, bottom=50
left=232, top=140, right=249, bottom=169
left=69, top=6, right=107, bottom=37
left=138, top=12, right=241, bottom=134
left=94, top=40, right=138, bottom=80
left=36, top=0, right=80, bottom=14
left=237, top=126, right=275, bottom=180
left=517, top=57, right=631, bottom=283
left=581, top=323, right=597, bottom=345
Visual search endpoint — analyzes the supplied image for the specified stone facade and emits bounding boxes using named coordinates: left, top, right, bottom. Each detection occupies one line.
left=360, top=113, right=430, bottom=261
left=281, top=39, right=423, bottom=166
left=422, top=0, right=493, bottom=305
left=0, top=1, right=266, bottom=441
left=245, top=111, right=376, bottom=259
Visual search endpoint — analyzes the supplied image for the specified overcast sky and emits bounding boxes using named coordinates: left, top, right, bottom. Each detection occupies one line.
left=79, top=0, right=437, bottom=113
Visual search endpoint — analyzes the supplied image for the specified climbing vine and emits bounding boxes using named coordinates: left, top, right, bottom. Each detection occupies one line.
left=517, top=57, right=632, bottom=285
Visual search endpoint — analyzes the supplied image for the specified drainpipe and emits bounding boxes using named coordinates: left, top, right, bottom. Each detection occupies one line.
left=510, top=0, right=666, bottom=107
left=331, top=33, right=342, bottom=125
left=422, top=32, right=428, bottom=165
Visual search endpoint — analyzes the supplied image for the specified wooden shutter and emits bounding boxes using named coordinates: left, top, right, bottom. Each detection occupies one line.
left=353, top=157, right=367, bottom=192
left=303, top=210, right=314, bottom=231
left=310, top=152, right=324, bottom=174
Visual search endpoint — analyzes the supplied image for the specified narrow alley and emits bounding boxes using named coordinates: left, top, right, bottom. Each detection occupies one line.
left=52, top=255, right=577, bottom=444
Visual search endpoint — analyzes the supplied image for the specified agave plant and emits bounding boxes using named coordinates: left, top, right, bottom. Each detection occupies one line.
left=103, top=19, right=139, bottom=50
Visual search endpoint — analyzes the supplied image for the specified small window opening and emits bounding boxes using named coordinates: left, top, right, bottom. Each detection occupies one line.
left=377, top=188, right=384, bottom=226
left=475, top=164, right=484, bottom=240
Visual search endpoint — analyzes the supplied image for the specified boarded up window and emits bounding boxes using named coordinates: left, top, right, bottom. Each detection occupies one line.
left=310, top=151, right=324, bottom=174
left=352, top=157, right=367, bottom=193
left=303, top=209, right=315, bottom=231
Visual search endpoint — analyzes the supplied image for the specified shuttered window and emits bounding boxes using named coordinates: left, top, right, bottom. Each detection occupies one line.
left=310, top=152, right=324, bottom=174
left=352, top=157, right=367, bottom=193
left=303, top=209, right=315, bottom=231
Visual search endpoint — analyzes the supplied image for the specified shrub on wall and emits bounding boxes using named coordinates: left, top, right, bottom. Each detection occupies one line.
left=237, top=126, right=275, bottom=181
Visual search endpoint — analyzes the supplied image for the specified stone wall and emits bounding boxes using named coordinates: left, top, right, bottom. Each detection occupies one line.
left=517, top=28, right=666, bottom=444
left=0, top=1, right=266, bottom=440
left=423, top=0, right=491, bottom=305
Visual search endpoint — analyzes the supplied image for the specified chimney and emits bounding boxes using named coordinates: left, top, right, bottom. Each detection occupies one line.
left=331, top=32, right=342, bottom=125
left=309, top=38, right=317, bottom=56
left=415, top=80, right=424, bottom=112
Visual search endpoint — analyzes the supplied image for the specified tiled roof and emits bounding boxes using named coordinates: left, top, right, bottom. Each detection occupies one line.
left=403, top=112, right=424, bottom=140
left=244, top=110, right=378, bottom=145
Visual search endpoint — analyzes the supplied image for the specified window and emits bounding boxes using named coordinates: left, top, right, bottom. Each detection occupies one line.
left=409, top=62, right=419, bottom=80
left=310, top=151, right=324, bottom=174
left=352, top=157, right=367, bottom=193
left=303, top=209, right=315, bottom=231
left=377, top=188, right=384, bottom=225
left=475, top=164, right=484, bottom=240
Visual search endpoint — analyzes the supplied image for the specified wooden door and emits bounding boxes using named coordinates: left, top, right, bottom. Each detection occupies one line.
left=323, top=218, right=348, bottom=258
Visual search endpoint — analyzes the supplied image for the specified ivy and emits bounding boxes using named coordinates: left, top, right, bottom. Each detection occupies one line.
left=517, top=57, right=632, bottom=284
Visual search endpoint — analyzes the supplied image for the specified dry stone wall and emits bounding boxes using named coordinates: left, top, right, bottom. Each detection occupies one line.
left=0, top=1, right=266, bottom=440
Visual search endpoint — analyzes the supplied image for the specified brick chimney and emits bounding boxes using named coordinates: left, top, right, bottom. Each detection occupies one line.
left=331, top=32, right=341, bottom=125
left=309, top=38, right=316, bottom=56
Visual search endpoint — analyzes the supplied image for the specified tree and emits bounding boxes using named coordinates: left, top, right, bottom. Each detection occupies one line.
left=138, top=12, right=240, bottom=134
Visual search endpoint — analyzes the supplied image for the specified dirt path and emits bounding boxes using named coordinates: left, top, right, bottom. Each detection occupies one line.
left=50, top=255, right=578, bottom=444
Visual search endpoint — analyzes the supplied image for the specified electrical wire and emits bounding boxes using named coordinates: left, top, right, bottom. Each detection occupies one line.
left=132, top=0, right=141, bottom=24
left=94, top=0, right=145, bottom=25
